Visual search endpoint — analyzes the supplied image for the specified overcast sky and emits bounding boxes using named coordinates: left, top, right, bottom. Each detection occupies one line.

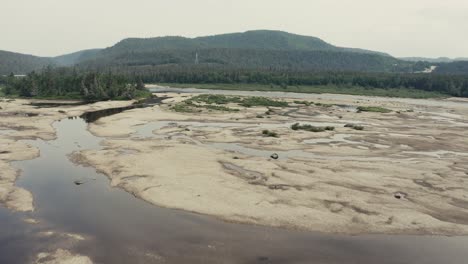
left=2, top=0, right=468, bottom=58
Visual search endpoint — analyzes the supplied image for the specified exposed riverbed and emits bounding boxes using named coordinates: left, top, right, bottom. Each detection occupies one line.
left=1, top=91, right=468, bottom=263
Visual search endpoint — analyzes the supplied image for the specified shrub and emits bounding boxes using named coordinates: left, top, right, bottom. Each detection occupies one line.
left=291, top=123, right=334, bottom=132
left=262, top=129, right=279, bottom=137
left=240, top=97, right=288, bottom=107
left=357, top=106, right=392, bottom=113
left=294, top=100, right=313, bottom=106
left=344, top=123, right=364, bottom=130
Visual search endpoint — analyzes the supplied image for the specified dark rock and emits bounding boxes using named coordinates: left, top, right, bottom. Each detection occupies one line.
left=270, top=153, right=279, bottom=160
left=268, top=184, right=290, bottom=190
left=394, top=192, right=406, bottom=199
left=74, top=180, right=85, bottom=186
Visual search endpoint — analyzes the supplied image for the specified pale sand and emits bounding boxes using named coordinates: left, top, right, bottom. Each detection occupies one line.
left=74, top=92, right=468, bottom=235
left=35, top=249, right=92, bottom=264
left=0, top=98, right=134, bottom=212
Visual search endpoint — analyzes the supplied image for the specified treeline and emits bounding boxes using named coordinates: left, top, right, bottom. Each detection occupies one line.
left=3, top=67, right=147, bottom=100
left=110, top=65, right=468, bottom=97
left=3, top=65, right=468, bottom=100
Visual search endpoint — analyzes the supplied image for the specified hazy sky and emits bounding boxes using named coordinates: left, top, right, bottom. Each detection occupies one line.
left=2, top=0, right=468, bottom=58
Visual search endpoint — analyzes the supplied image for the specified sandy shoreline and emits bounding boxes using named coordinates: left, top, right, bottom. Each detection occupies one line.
left=0, top=98, right=137, bottom=264
left=67, top=92, right=468, bottom=235
left=0, top=98, right=135, bottom=213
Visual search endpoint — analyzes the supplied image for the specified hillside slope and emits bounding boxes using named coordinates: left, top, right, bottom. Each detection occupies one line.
left=0, top=30, right=432, bottom=74
left=0, top=50, right=52, bottom=75
left=52, top=49, right=102, bottom=66
left=434, top=61, right=468, bottom=74
left=78, top=30, right=416, bottom=72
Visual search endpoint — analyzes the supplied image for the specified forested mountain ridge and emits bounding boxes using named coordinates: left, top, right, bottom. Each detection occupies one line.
left=0, top=50, right=53, bottom=75
left=105, top=30, right=386, bottom=54
left=1, top=30, right=400, bottom=74
left=434, top=61, right=468, bottom=74
left=400, top=57, right=468, bottom=63
left=52, top=49, right=102, bottom=66
left=1, top=30, right=467, bottom=75
left=81, top=48, right=413, bottom=72
left=76, top=30, right=418, bottom=72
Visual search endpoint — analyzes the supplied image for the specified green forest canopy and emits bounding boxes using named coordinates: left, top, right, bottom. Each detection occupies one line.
left=2, top=68, right=147, bottom=101
left=2, top=65, right=468, bottom=100
left=113, top=65, right=468, bottom=97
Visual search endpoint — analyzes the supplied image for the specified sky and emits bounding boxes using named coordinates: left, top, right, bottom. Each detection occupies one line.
left=2, top=0, right=468, bottom=58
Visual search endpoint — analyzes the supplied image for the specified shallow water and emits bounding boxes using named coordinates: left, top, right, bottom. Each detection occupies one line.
left=80, top=96, right=169, bottom=123
left=1, top=117, right=468, bottom=263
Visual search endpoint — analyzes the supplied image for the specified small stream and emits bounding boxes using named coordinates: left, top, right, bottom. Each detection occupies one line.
left=1, top=94, right=468, bottom=263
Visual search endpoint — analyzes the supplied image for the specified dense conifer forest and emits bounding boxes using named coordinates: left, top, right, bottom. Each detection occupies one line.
left=1, top=68, right=147, bottom=100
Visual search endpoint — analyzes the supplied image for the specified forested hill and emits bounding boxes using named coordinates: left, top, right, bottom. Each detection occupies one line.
left=81, top=48, right=414, bottom=73
left=0, top=30, right=434, bottom=74
left=76, top=30, right=420, bottom=72
left=0, top=50, right=52, bottom=75
left=106, top=30, right=387, bottom=54
left=2, top=30, right=468, bottom=74
left=52, top=49, right=102, bottom=66
left=434, top=61, right=468, bottom=74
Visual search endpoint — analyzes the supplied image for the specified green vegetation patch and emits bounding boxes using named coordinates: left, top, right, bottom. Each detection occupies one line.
left=171, top=102, right=197, bottom=113
left=291, top=123, right=335, bottom=132
left=189, top=94, right=242, bottom=105
left=314, top=102, right=334, bottom=108
left=294, top=100, right=335, bottom=108
left=171, top=94, right=288, bottom=113
left=239, top=97, right=288, bottom=107
left=294, top=100, right=313, bottom=106
left=262, top=130, right=279, bottom=138
left=187, top=94, right=288, bottom=108
left=344, top=124, right=364, bottom=130
left=357, top=106, right=392, bottom=113
left=171, top=97, right=239, bottom=113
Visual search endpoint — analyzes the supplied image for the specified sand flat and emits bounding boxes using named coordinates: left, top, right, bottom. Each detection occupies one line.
left=72, top=92, right=468, bottom=235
